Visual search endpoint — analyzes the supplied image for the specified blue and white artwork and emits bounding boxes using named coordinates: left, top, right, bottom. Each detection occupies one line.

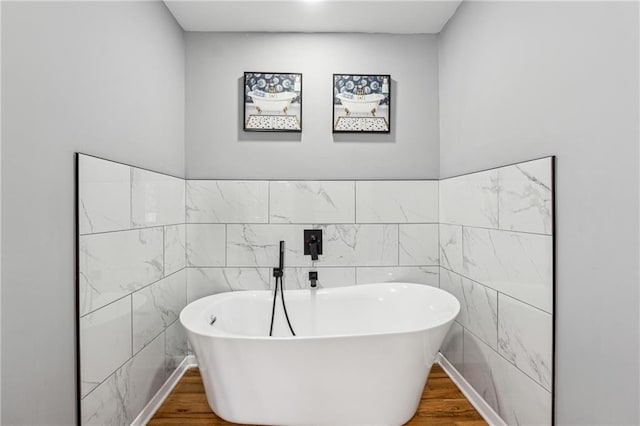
left=244, top=72, right=302, bottom=132
left=333, top=74, right=391, bottom=133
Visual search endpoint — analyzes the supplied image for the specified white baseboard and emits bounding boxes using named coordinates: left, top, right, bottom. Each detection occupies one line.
left=436, top=353, right=506, bottom=426
left=131, top=355, right=198, bottom=426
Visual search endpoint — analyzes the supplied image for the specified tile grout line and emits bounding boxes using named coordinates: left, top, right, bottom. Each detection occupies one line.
left=439, top=265, right=551, bottom=315
left=81, top=326, right=167, bottom=402
left=461, top=224, right=465, bottom=276
left=130, top=294, right=134, bottom=362
left=144, top=221, right=440, bottom=227
left=461, top=326, right=465, bottom=376
left=183, top=223, right=187, bottom=270
left=437, top=221, right=441, bottom=275
left=80, top=222, right=187, bottom=237
left=162, top=226, right=166, bottom=278
left=184, top=265, right=439, bottom=270
left=185, top=223, right=190, bottom=269
left=130, top=167, right=133, bottom=229
left=396, top=224, right=400, bottom=266
left=439, top=221, right=551, bottom=237
left=496, top=169, right=501, bottom=229
left=496, top=292, right=500, bottom=352
left=80, top=268, right=186, bottom=319
left=163, top=328, right=168, bottom=377
left=464, top=326, right=551, bottom=394
left=353, top=181, right=357, bottom=224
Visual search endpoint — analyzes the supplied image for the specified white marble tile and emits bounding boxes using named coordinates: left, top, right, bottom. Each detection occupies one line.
left=80, top=297, right=132, bottom=398
left=121, top=333, right=167, bottom=420
left=499, top=158, right=553, bottom=235
left=79, top=228, right=163, bottom=316
left=281, top=268, right=356, bottom=289
left=190, top=267, right=272, bottom=296
left=355, top=180, right=438, bottom=223
left=78, top=155, right=131, bottom=235
left=440, top=169, right=499, bottom=228
left=270, top=181, right=355, bottom=224
left=227, top=224, right=307, bottom=267
left=165, top=320, right=188, bottom=375
left=498, top=294, right=553, bottom=391
left=82, top=333, right=166, bottom=425
left=463, top=330, right=499, bottom=411
left=227, top=224, right=398, bottom=267
left=131, top=168, right=185, bottom=228
left=463, top=330, right=552, bottom=425
left=81, top=372, right=128, bottom=426
left=186, top=180, right=269, bottom=223
left=399, top=224, right=439, bottom=266
left=186, top=224, right=226, bottom=267
left=463, top=227, right=553, bottom=313
left=187, top=268, right=271, bottom=303
left=356, top=266, right=439, bottom=286
left=164, top=224, right=186, bottom=276
left=133, top=269, right=186, bottom=353
left=441, top=321, right=464, bottom=373
left=316, top=224, right=399, bottom=267
left=490, top=345, right=552, bottom=425
left=439, top=268, right=497, bottom=349
left=439, top=224, right=463, bottom=273
left=223, top=268, right=272, bottom=291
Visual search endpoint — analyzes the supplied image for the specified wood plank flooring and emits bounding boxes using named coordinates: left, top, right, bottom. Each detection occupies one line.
left=149, top=365, right=486, bottom=426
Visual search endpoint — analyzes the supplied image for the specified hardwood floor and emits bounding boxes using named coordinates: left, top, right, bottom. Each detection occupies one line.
left=149, top=365, right=486, bottom=426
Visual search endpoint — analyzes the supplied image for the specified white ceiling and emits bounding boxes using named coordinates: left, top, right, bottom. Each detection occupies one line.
left=164, top=1, right=462, bottom=34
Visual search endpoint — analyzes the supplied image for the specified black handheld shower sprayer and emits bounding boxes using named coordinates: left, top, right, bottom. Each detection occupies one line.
left=278, top=240, right=284, bottom=274
left=269, top=241, right=295, bottom=337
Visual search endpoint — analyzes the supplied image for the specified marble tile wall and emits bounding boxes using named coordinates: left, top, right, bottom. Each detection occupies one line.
left=78, top=154, right=188, bottom=425
left=78, top=153, right=553, bottom=426
left=438, top=157, right=554, bottom=425
left=184, top=180, right=440, bottom=303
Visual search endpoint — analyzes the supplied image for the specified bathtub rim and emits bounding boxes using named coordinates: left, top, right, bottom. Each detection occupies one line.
left=180, top=282, right=460, bottom=342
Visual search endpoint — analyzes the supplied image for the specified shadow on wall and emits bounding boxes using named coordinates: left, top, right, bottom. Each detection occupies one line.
left=235, top=77, right=397, bottom=143
left=237, top=77, right=302, bottom=142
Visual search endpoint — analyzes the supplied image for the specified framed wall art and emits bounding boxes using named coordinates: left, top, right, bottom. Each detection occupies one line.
left=333, top=74, right=391, bottom=133
left=243, top=72, right=302, bottom=132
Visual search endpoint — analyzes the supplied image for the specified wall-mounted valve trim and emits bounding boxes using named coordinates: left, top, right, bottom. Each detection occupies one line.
left=304, top=229, right=323, bottom=260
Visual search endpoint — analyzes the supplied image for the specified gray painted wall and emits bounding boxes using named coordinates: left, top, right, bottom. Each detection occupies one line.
left=0, top=3, right=3, bottom=423
left=438, top=1, right=639, bottom=424
left=1, top=2, right=184, bottom=424
left=3, top=1, right=639, bottom=425
left=185, top=33, right=440, bottom=180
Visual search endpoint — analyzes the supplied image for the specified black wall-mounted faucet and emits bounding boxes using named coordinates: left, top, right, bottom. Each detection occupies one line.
left=304, top=230, right=323, bottom=261
left=309, top=235, right=319, bottom=260
left=309, top=271, right=318, bottom=288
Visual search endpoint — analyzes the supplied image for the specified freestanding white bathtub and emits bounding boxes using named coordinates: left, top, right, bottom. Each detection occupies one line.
left=180, top=282, right=460, bottom=426
left=336, top=93, right=386, bottom=116
left=248, top=91, right=297, bottom=114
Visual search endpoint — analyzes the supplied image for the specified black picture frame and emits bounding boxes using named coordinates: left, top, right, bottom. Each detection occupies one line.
left=332, top=74, right=391, bottom=134
left=243, top=72, right=302, bottom=132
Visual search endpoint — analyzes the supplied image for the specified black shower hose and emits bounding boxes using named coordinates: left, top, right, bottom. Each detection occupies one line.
left=269, top=273, right=296, bottom=337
